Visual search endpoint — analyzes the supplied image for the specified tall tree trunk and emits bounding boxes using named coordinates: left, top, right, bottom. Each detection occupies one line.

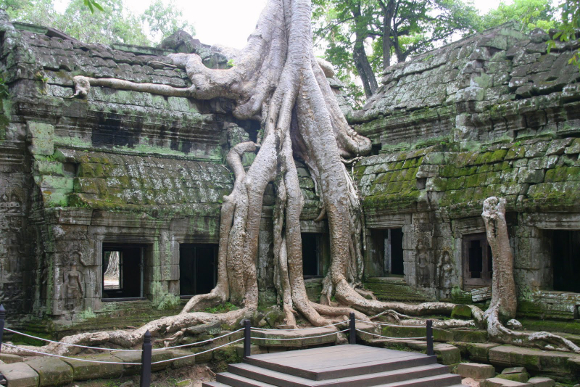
left=351, top=3, right=378, bottom=98
left=379, top=0, right=397, bottom=69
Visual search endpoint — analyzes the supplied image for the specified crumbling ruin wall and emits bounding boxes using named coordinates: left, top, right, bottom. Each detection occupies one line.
left=353, top=23, right=580, bottom=319
left=0, top=12, right=323, bottom=328
left=2, top=13, right=580, bottom=328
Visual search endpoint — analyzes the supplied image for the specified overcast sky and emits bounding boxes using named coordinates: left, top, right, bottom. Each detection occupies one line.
left=55, top=0, right=503, bottom=49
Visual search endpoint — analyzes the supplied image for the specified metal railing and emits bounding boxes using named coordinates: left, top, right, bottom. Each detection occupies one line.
left=0, top=305, right=435, bottom=387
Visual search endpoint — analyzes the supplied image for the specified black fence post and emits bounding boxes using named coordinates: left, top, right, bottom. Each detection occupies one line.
left=140, top=330, right=152, bottom=387
left=349, top=312, right=356, bottom=344
left=244, top=319, right=251, bottom=358
left=0, top=305, right=5, bottom=354
left=426, top=319, right=434, bottom=356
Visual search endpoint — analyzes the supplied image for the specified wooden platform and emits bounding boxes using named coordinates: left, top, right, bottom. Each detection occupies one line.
left=204, top=344, right=463, bottom=386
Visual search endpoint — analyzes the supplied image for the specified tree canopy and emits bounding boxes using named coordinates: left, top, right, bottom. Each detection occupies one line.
left=312, top=0, right=480, bottom=105
left=312, top=0, right=561, bottom=106
left=0, top=0, right=195, bottom=46
left=481, top=0, right=557, bottom=32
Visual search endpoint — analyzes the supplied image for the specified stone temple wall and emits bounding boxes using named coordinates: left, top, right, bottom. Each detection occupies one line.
left=1, top=12, right=580, bottom=329
left=0, top=12, right=323, bottom=328
left=353, top=23, right=580, bottom=319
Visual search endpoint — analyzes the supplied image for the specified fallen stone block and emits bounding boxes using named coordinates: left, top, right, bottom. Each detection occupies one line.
left=61, top=353, right=123, bottom=381
left=458, top=362, right=496, bottom=379
left=527, top=376, right=555, bottom=387
left=489, top=345, right=580, bottom=374
left=498, top=366, right=529, bottom=383
left=25, top=358, right=73, bottom=386
left=0, top=362, right=39, bottom=387
left=482, top=377, right=532, bottom=386
left=0, top=354, right=23, bottom=364
left=454, top=342, right=501, bottom=362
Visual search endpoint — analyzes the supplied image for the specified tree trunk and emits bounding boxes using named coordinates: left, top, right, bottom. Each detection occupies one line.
left=481, top=197, right=517, bottom=321
left=379, top=0, right=397, bottom=69
left=351, top=3, right=378, bottom=98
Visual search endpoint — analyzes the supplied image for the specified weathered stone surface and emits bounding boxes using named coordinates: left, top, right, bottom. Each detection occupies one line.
left=0, top=353, right=24, bottom=364
left=498, top=366, right=529, bottom=383
left=61, top=353, right=124, bottom=380
left=25, top=358, right=73, bottom=386
left=527, top=376, right=555, bottom=387
left=489, top=345, right=580, bottom=374
left=482, top=378, right=532, bottom=387
left=0, top=362, right=39, bottom=387
left=457, top=362, right=496, bottom=379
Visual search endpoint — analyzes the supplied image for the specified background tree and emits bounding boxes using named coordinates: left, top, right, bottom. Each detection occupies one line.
left=481, top=0, right=556, bottom=32
left=0, top=0, right=193, bottom=46
left=312, top=0, right=480, bottom=104
left=141, top=0, right=195, bottom=44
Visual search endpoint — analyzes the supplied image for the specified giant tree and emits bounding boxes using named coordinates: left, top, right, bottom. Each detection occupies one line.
left=5, top=0, right=580, bottom=356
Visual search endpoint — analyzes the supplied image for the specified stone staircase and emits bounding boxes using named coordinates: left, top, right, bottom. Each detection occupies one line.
left=363, top=277, right=431, bottom=303
left=204, top=344, right=462, bottom=387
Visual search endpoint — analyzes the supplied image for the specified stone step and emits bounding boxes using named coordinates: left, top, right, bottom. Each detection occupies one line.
left=217, top=372, right=276, bottom=387
left=363, top=278, right=431, bottom=303
left=228, top=362, right=450, bottom=387
left=244, top=346, right=436, bottom=380
left=202, top=382, right=231, bottom=387
left=374, top=373, right=462, bottom=386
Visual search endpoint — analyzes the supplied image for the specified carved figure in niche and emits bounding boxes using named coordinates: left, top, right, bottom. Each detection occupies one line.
left=64, top=261, right=84, bottom=310
left=416, top=238, right=431, bottom=287
left=437, top=249, right=453, bottom=298
left=9, top=193, right=21, bottom=213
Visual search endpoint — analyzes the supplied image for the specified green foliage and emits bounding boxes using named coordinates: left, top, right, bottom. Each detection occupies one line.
left=549, top=0, right=580, bottom=69
left=83, top=0, right=104, bottom=13
left=0, top=74, right=8, bottom=99
left=312, top=0, right=480, bottom=104
left=481, top=0, right=556, bottom=32
left=0, top=0, right=195, bottom=46
left=204, top=302, right=238, bottom=314
left=141, top=0, right=195, bottom=44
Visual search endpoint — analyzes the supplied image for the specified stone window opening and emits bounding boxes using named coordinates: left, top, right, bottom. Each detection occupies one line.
left=302, top=233, right=325, bottom=277
left=102, top=244, right=146, bottom=300
left=552, top=230, right=580, bottom=293
left=370, top=228, right=404, bottom=276
left=179, top=244, right=218, bottom=297
left=462, top=233, right=493, bottom=289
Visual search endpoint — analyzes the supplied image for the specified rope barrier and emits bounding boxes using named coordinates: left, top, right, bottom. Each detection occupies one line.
left=250, top=329, right=349, bottom=341
left=161, top=328, right=245, bottom=350
left=150, top=338, right=245, bottom=365
left=1, top=343, right=139, bottom=365
left=3, top=328, right=140, bottom=352
left=354, top=319, right=420, bottom=328
left=3, top=337, right=248, bottom=367
left=354, top=329, right=425, bottom=340
left=251, top=320, right=348, bottom=331
left=4, top=327, right=245, bottom=353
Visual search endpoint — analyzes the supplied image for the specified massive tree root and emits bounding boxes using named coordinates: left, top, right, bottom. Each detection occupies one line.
left=478, top=197, right=580, bottom=353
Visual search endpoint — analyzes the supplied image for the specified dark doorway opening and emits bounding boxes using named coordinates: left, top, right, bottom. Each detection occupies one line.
left=463, top=233, right=492, bottom=289
left=180, top=244, right=218, bottom=296
left=302, top=233, right=322, bottom=277
left=370, top=228, right=404, bottom=276
left=102, top=244, right=145, bottom=299
left=553, top=230, right=580, bottom=293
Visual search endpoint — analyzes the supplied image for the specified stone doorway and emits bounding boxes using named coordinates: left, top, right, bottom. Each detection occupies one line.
left=552, top=230, right=580, bottom=293
left=370, top=228, right=404, bottom=276
left=462, top=233, right=492, bottom=290
left=179, top=244, right=218, bottom=296
left=302, top=233, right=324, bottom=277
left=102, top=244, right=145, bottom=299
